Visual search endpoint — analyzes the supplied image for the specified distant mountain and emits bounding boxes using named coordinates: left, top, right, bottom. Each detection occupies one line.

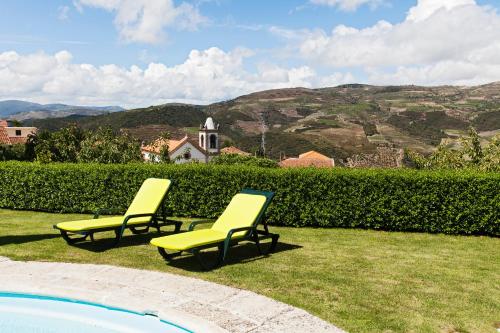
left=0, top=100, right=125, bottom=120
left=26, top=82, right=500, bottom=159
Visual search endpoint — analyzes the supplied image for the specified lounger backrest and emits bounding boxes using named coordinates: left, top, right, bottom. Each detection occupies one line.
left=211, top=192, right=269, bottom=237
left=125, top=178, right=172, bottom=216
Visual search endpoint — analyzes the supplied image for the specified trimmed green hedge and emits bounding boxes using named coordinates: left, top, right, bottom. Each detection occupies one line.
left=0, top=162, right=498, bottom=235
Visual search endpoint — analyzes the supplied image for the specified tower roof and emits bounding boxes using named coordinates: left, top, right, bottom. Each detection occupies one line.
left=204, top=117, right=216, bottom=130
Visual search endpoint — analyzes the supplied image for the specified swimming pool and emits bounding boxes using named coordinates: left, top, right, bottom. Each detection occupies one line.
left=0, top=292, right=193, bottom=333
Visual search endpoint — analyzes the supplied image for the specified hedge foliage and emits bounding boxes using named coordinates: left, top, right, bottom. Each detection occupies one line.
left=0, top=162, right=498, bottom=235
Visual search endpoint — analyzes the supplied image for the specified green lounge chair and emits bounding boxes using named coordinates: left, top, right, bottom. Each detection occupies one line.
left=54, top=178, right=181, bottom=247
left=150, top=189, right=279, bottom=269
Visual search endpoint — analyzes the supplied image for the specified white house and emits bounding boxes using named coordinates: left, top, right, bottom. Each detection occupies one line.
left=141, top=117, right=220, bottom=164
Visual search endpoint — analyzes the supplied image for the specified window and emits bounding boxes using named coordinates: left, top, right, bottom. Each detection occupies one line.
left=183, top=151, right=191, bottom=160
left=200, top=135, right=204, bottom=148
left=209, top=134, right=217, bottom=149
left=15, top=130, right=21, bottom=136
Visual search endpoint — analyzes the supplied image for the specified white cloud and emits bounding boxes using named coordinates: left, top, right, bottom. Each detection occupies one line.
left=76, top=0, right=207, bottom=44
left=0, top=49, right=354, bottom=107
left=275, top=0, right=500, bottom=86
left=406, top=0, right=475, bottom=22
left=57, top=5, right=70, bottom=21
left=309, top=0, right=384, bottom=11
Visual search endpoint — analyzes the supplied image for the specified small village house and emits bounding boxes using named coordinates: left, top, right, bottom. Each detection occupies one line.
left=0, top=120, right=37, bottom=145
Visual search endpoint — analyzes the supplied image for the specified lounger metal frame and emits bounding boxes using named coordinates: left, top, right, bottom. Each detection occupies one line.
left=157, top=189, right=279, bottom=270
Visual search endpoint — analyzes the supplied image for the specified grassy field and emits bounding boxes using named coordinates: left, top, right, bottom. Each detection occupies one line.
left=0, top=209, right=499, bottom=333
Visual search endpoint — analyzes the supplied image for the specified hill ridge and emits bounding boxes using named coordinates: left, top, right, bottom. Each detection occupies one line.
left=24, top=82, right=500, bottom=159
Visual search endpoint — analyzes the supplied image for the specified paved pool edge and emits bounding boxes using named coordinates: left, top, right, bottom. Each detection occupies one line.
left=0, top=256, right=345, bottom=333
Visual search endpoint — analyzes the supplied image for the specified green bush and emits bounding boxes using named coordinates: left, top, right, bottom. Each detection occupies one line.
left=0, top=162, right=498, bottom=235
left=210, top=154, right=278, bottom=168
left=0, top=144, right=27, bottom=161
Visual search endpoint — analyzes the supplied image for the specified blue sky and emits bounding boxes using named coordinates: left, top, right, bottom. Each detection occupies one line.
left=1, top=0, right=499, bottom=106
left=0, top=0, right=412, bottom=66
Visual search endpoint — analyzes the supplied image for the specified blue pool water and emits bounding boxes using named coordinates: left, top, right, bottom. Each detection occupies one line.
left=0, top=292, right=192, bottom=333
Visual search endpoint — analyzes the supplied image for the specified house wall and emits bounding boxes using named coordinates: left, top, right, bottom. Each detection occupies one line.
left=141, top=142, right=207, bottom=164
left=142, top=152, right=160, bottom=163
left=170, top=142, right=207, bottom=164
left=4, top=127, right=37, bottom=138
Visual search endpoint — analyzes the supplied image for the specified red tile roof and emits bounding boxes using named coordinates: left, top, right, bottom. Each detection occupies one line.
left=141, top=137, right=185, bottom=154
left=220, top=146, right=250, bottom=156
left=141, top=135, right=206, bottom=156
left=279, top=158, right=334, bottom=168
left=279, top=150, right=335, bottom=168
left=0, top=127, right=11, bottom=145
left=298, top=150, right=331, bottom=160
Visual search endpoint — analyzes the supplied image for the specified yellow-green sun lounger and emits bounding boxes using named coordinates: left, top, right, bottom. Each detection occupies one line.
left=54, top=178, right=181, bottom=247
left=150, top=189, right=279, bottom=269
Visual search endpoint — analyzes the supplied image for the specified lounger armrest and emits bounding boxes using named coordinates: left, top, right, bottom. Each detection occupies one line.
left=226, top=226, right=255, bottom=240
left=122, top=213, right=156, bottom=224
left=93, top=208, right=122, bottom=219
left=220, top=226, right=256, bottom=262
left=188, top=219, right=215, bottom=231
left=112, top=213, right=155, bottom=240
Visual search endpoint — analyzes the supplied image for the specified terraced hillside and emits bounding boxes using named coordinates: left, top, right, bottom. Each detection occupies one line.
left=26, top=83, right=500, bottom=160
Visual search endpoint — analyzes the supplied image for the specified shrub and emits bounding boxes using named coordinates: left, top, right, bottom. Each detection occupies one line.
left=210, top=154, right=278, bottom=168
left=0, top=162, right=498, bottom=235
left=0, top=144, right=27, bottom=161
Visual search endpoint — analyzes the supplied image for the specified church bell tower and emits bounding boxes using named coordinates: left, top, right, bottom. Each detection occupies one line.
left=199, top=117, right=220, bottom=154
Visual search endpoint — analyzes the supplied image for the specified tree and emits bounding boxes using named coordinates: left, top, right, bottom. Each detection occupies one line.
left=405, top=127, right=499, bottom=171
left=52, top=125, right=86, bottom=162
left=77, top=127, right=142, bottom=164
left=9, top=119, right=22, bottom=127
left=28, top=125, right=87, bottom=163
left=158, top=131, right=171, bottom=163
left=461, top=127, right=483, bottom=165
left=32, top=130, right=56, bottom=163
left=479, top=134, right=500, bottom=171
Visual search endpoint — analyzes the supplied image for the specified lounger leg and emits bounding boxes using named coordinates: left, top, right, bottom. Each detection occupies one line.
left=270, top=234, right=279, bottom=253
left=193, top=244, right=224, bottom=271
left=129, top=226, right=150, bottom=235
left=257, top=233, right=280, bottom=255
left=253, top=233, right=262, bottom=255
left=158, top=247, right=182, bottom=262
left=60, top=230, right=88, bottom=245
left=98, top=228, right=122, bottom=249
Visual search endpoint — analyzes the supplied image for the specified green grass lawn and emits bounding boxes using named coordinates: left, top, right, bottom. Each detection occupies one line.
left=0, top=209, right=499, bottom=333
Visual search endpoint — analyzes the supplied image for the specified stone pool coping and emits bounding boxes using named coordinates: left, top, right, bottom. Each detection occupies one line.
left=0, top=256, right=345, bottom=333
